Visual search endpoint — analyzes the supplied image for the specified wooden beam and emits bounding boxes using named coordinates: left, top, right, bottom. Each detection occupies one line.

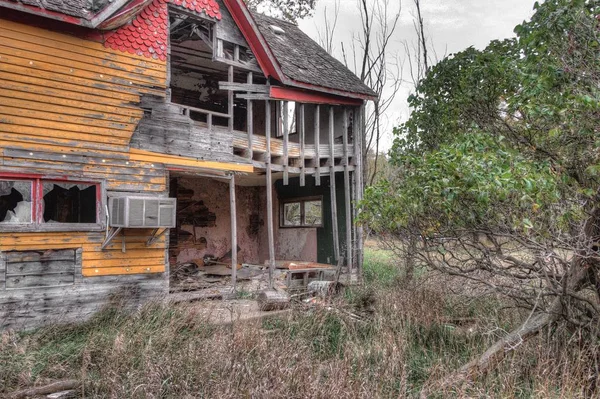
left=283, top=101, right=289, bottom=185
left=329, top=106, right=340, bottom=262
left=314, top=105, right=321, bottom=186
left=230, top=174, right=237, bottom=289
left=246, top=72, right=253, bottom=160
left=299, top=103, right=305, bottom=187
left=342, top=107, right=353, bottom=270
left=265, top=100, right=276, bottom=288
left=219, top=82, right=270, bottom=93
left=228, top=65, right=234, bottom=132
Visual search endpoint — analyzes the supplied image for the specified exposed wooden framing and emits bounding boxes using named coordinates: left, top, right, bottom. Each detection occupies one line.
left=265, top=100, right=276, bottom=288
left=219, top=82, right=269, bottom=93
left=329, top=106, right=340, bottom=262
left=299, top=103, right=305, bottom=187
left=314, top=105, right=321, bottom=186
left=246, top=72, right=253, bottom=160
left=233, top=44, right=240, bottom=62
left=228, top=65, right=234, bottom=132
left=342, top=107, right=353, bottom=270
left=283, top=101, right=289, bottom=185
left=230, top=174, right=238, bottom=289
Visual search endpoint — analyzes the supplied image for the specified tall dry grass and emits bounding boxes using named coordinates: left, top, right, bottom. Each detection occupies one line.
left=1, top=248, right=599, bottom=398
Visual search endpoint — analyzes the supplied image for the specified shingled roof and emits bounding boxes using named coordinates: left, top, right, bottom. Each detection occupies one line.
left=3, top=0, right=103, bottom=19
left=251, top=12, right=377, bottom=99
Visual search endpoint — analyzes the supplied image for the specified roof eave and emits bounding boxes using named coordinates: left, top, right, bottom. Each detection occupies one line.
left=0, top=0, right=133, bottom=28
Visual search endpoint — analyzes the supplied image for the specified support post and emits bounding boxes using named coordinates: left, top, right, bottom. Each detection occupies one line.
left=299, top=103, right=305, bottom=186
left=228, top=65, right=234, bottom=132
left=283, top=101, right=289, bottom=185
left=329, top=106, right=340, bottom=262
left=246, top=72, right=253, bottom=159
left=342, top=108, right=352, bottom=270
left=354, top=105, right=365, bottom=279
left=230, top=174, right=238, bottom=289
left=265, top=100, right=276, bottom=288
left=314, top=105, right=321, bottom=186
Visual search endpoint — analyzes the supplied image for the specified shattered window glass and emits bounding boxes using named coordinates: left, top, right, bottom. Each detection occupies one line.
left=283, top=202, right=301, bottom=226
left=304, top=200, right=322, bottom=226
left=0, top=180, right=32, bottom=224
left=42, top=182, right=97, bottom=224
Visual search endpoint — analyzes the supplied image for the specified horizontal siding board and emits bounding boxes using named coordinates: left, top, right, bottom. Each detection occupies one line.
left=6, top=260, right=76, bottom=275
left=5, top=273, right=75, bottom=289
left=0, top=18, right=167, bottom=73
left=5, top=249, right=75, bottom=263
left=0, top=79, right=143, bottom=117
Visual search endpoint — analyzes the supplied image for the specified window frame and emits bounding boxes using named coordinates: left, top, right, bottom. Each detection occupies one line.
left=0, top=172, right=105, bottom=232
left=279, top=196, right=324, bottom=228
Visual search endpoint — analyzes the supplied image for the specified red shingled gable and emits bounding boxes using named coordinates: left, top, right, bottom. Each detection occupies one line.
left=104, top=0, right=221, bottom=61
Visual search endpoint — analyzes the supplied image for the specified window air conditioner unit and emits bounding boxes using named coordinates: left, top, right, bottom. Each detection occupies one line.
left=108, top=196, right=176, bottom=228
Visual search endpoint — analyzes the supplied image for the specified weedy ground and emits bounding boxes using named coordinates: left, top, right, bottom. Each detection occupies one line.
left=1, top=245, right=598, bottom=398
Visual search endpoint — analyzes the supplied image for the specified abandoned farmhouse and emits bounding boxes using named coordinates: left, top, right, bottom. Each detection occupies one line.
left=0, top=0, right=376, bottom=329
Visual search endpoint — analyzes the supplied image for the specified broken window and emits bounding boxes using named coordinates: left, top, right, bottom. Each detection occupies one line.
left=43, top=182, right=97, bottom=224
left=0, top=180, right=32, bottom=224
left=280, top=197, right=323, bottom=228
left=0, top=175, right=101, bottom=228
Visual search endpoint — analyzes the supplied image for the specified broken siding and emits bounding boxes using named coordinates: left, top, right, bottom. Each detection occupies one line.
left=0, top=18, right=169, bottom=277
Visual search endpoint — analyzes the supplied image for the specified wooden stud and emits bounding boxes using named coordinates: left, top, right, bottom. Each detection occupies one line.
left=343, top=107, right=353, bottom=270
left=230, top=174, right=238, bottom=289
left=228, top=65, right=234, bottom=132
left=247, top=72, right=253, bottom=159
left=299, top=103, right=305, bottom=187
left=329, top=106, right=340, bottom=262
left=283, top=101, right=289, bottom=185
left=265, top=100, right=276, bottom=288
left=314, top=105, right=321, bottom=186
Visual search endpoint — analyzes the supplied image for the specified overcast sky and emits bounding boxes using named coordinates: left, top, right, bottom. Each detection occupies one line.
left=297, top=0, right=538, bottom=150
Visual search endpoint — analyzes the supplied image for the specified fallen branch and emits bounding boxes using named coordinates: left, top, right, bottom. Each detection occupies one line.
left=8, top=380, right=80, bottom=399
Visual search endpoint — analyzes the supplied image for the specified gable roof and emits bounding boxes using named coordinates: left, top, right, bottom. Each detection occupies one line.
left=252, top=13, right=376, bottom=99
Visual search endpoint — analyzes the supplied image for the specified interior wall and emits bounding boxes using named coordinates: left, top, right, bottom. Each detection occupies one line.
left=257, top=186, right=319, bottom=263
left=303, top=105, right=349, bottom=145
left=172, top=177, right=263, bottom=265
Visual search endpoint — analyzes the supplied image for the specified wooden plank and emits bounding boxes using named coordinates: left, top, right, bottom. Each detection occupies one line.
left=0, top=18, right=166, bottom=71
left=219, top=82, right=269, bottom=93
left=283, top=101, right=289, bottom=185
left=299, top=103, right=306, bottom=187
left=5, top=273, right=75, bottom=289
left=228, top=65, right=234, bottom=132
left=6, top=260, right=75, bottom=275
left=342, top=107, right=353, bottom=269
left=230, top=174, right=237, bottom=288
left=82, top=265, right=165, bottom=276
left=0, top=34, right=166, bottom=82
left=329, top=106, right=340, bottom=262
left=128, top=149, right=254, bottom=173
left=0, top=86, right=141, bottom=119
left=4, top=249, right=75, bottom=263
left=247, top=72, right=253, bottom=160
left=314, top=105, right=321, bottom=186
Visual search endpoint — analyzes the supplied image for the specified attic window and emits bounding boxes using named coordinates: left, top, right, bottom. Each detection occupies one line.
left=269, top=25, right=285, bottom=35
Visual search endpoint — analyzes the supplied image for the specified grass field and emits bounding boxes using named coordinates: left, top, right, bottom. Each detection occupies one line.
left=1, top=246, right=597, bottom=397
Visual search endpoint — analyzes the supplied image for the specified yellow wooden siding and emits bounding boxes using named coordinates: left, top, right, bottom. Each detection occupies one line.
left=0, top=19, right=168, bottom=277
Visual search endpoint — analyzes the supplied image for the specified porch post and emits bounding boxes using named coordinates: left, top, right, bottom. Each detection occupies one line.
left=230, top=174, right=237, bottom=289
left=265, top=100, right=276, bottom=288
left=314, top=105, right=321, bottom=186
left=342, top=107, right=353, bottom=270
left=246, top=72, right=253, bottom=159
left=329, top=106, right=340, bottom=263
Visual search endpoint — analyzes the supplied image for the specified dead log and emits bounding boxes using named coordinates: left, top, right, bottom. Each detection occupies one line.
left=420, top=251, right=595, bottom=397
left=8, top=380, right=80, bottom=399
left=257, top=290, right=290, bottom=311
